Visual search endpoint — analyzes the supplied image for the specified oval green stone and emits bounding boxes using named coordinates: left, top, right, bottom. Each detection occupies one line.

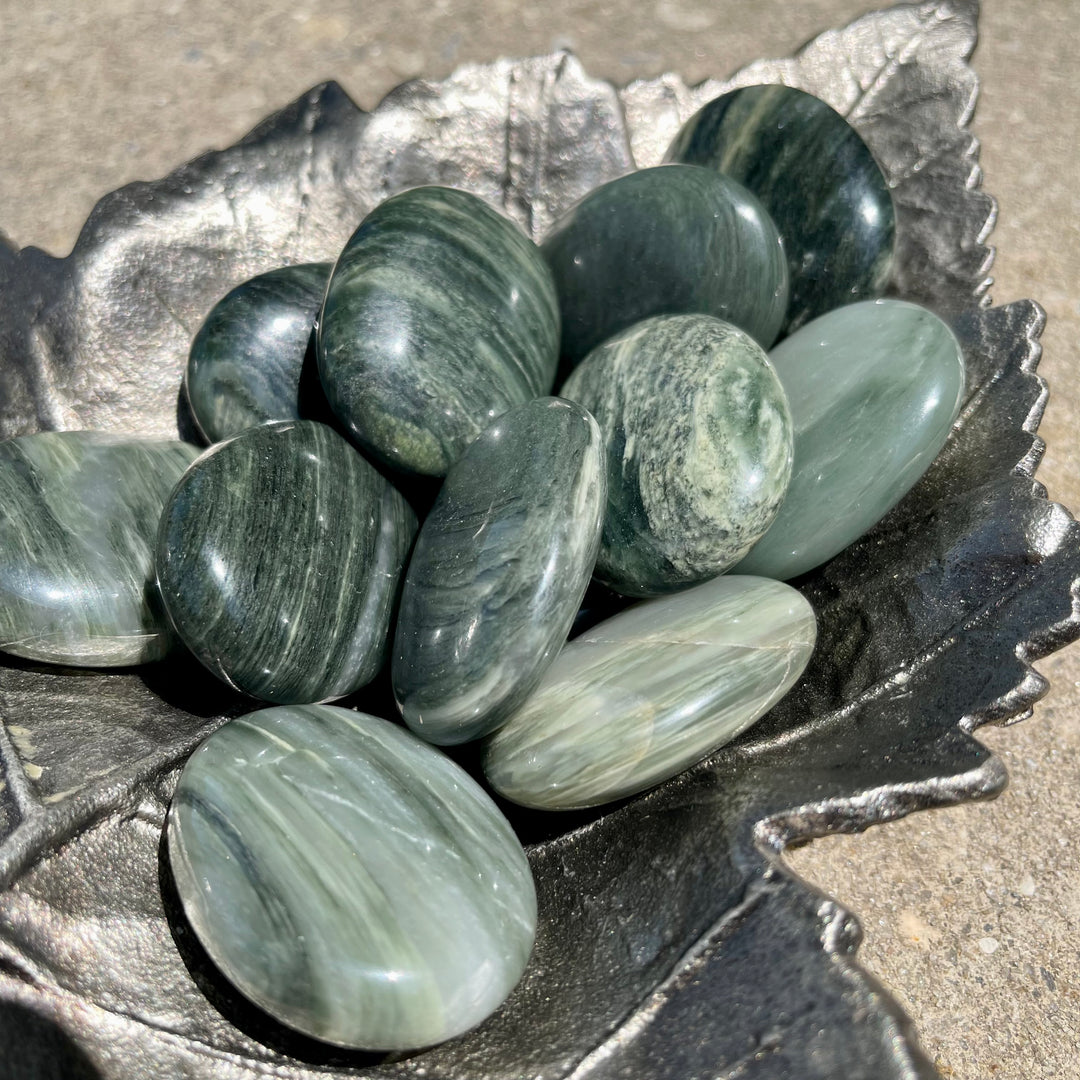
left=156, top=421, right=416, bottom=703
left=393, top=397, right=605, bottom=745
left=168, top=704, right=537, bottom=1049
left=734, top=299, right=966, bottom=580
left=0, top=432, right=198, bottom=666
left=541, top=164, right=788, bottom=372
left=186, top=263, right=332, bottom=443
left=666, top=85, right=896, bottom=333
left=318, top=186, right=560, bottom=477
left=483, top=575, right=816, bottom=810
left=560, top=314, right=793, bottom=597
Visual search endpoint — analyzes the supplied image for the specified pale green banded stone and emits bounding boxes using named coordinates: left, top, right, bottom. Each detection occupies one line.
left=393, top=397, right=605, bottom=745
left=733, top=299, right=966, bottom=580
left=0, top=432, right=199, bottom=666
left=168, top=704, right=536, bottom=1049
left=483, top=575, right=816, bottom=810
left=560, top=314, right=793, bottom=597
left=318, top=186, right=560, bottom=477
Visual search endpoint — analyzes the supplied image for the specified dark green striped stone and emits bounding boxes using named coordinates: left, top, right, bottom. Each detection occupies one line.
left=0, top=432, right=198, bottom=667
left=168, top=704, right=536, bottom=1049
left=318, top=186, right=560, bottom=477
left=393, top=398, right=605, bottom=745
left=186, top=263, right=332, bottom=443
left=540, top=164, right=788, bottom=374
left=666, top=84, right=895, bottom=333
left=561, top=314, right=793, bottom=597
left=156, top=421, right=416, bottom=703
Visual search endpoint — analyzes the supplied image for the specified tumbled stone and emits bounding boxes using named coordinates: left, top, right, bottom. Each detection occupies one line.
left=560, top=314, right=793, bottom=596
left=393, top=398, right=605, bottom=745
left=541, top=164, right=788, bottom=373
left=483, top=575, right=816, bottom=810
left=734, top=299, right=966, bottom=580
left=186, top=263, right=332, bottom=443
left=156, top=421, right=416, bottom=703
left=318, top=186, right=560, bottom=477
left=168, top=704, right=536, bottom=1049
left=0, top=432, right=198, bottom=666
left=666, top=84, right=896, bottom=332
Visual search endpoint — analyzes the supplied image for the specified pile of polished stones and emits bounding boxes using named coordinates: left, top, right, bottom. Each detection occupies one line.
left=0, top=85, right=965, bottom=1050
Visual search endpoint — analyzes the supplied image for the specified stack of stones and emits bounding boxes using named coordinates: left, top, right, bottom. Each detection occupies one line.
left=0, top=86, right=965, bottom=1050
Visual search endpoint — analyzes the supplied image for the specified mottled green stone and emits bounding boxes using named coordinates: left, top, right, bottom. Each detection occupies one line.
left=168, top=704, right=536, bottom=1049
left=483, top=575, right=816, bottom=810
left=541, top=164, right=788, bottom=372
left=186, top=263, right=332, bottom=442
left=0, top=432, right=198, bottom=666
left=666, top=84, right=896, bottom=332
left=318, top=186, right=560, bottom=477
left=560, top=314, right=793, bottom=597
left=734, top=300, right=966, bottom=580
left=156, top=421, right=416, bottom=703
left=393, top=398, right=605, bottom=745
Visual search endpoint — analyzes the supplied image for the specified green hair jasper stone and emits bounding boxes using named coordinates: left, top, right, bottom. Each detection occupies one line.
left=666, top=84, right=896, bottom=333
left=156, top=420, right=416, bottom=703
left=168, top=704, right=537, bottom=1049
left=0, top=432, right=198, bottom=666
left=541, top=164, right=788, bottom=373
left=561, top=314, right=793, bottom=597
left=318, top=186, right=560, bottom=477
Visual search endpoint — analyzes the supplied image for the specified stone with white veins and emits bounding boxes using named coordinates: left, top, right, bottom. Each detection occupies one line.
left=168, top=704, right=537, bottom=1049
left=560, top=313, right=793, bottom=596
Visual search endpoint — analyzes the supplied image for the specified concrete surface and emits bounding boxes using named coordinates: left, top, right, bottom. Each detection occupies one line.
left=1, top=0, right=1078, bottom=1076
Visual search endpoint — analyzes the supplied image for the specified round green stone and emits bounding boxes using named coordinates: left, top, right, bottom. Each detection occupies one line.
left=541, top=164, right=788, bottom=373
left=156, top=420, right=416, bottom=703
left=168, top=704, right=537, bottom=1049
left=186, top=263, right=331, bottom=443
left=666, top=84, right=896, bottom=333
left=318, top=186, right=560, bottom=477
left=0, top=432, right=198, bottom=666
left=560, top=314, right=793, bottom=597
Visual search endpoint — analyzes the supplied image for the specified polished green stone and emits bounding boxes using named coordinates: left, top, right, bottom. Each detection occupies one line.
left=0, top=432, right=198, bottom=667
left=734, top=299, right=966, bottom=580
left=393, top=398, right=605, bottom=745
left=666, top=84, right=895, bottom=332
left=483, top=575, right=816, bottom=810
left=318, top=186, right=560, bottom=477
left=168, top=704, right=536, bottom=1049
left=157, top=421, right=416, bottom=703
left=560, top=314, right=793, bottom=597
left=541, top=164, right=788, bottom=373
left=186, top=263, right=332, bottom=443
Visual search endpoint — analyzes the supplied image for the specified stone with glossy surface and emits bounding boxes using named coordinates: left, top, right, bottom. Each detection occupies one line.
left=157, top=420, right=416, bottom=703
left=168, top=704, right=536, bottom=1049
left=186, top=263, right=332, bottom=443
left=734, top=299, right=966, bottom=580
left=541, top=164, right=788, bottom=372
left=666, top=84, right=896, bottom=333
left=318, top=186, right=560, bottom=477
left=560, top=314, right=793, bottom=596
left=393, top=398, right=605, bottom=745
left=483, top=575, right=816, bottom=810
left=0, top=432, right=199, bottom=666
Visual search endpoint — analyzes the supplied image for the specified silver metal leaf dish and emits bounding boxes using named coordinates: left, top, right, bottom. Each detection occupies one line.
left=0, top=2, right=1076, bottom=1077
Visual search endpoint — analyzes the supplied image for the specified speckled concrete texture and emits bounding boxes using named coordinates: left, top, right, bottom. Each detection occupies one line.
left=1, top=1, right=1078, bottom=1076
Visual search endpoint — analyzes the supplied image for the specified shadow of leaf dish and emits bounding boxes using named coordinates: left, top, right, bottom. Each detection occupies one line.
left=0, top=2, right=1077, bottom=1077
